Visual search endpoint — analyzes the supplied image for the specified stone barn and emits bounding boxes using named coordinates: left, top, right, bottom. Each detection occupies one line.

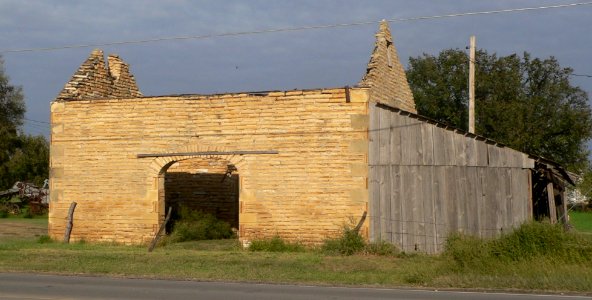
left=49, top=22, right=571, bottom=253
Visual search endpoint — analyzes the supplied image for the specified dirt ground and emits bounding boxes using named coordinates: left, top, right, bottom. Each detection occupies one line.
left=0, top=219, right=48, bottom=238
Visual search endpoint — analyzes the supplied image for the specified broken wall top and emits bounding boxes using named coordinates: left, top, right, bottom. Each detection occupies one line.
left=56, top=49, right=142, bottom=101
left=359, top=21, right=416, bottom=113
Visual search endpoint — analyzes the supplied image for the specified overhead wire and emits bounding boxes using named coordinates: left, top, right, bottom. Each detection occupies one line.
left=24, top=118, right=50, bottom=125
left=1, top=1, right=591, bottom=54
left=571, top=73, right=592, bottom=78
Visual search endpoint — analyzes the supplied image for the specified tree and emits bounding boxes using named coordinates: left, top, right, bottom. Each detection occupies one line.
left=406, top=50, right=592, bottom=171
left=4, top=135, right=49, bottom=188
left=0, top=57, right=48, bottom=189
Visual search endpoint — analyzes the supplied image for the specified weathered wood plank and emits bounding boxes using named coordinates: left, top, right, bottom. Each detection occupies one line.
left=434, top=166, right=449, bottom=253
left=487, top=144, right=501, bottom=167
left=368, top=105, right=381, bottom=242
left=421, top=166, right=435, bottom=253
left=511, top=169, right=528, bottom=227
left=390, top=165, right=402, bottom=247
left=465, top=167, right=478, bottom=235
left=380, top=166, right=391, bottom=242
left=484, top=168, right=500, bottom=238
left=465, top=135, right=478, bottom=166
left=411, top=166, right=424, bottom=252
left=454, top=133, right=467, bottom=166
left=547, top=181, right=557, bottom=224
left=456, top=167, right=469, bottom=234
left=369, top=105, right=380, bottom=166
left=378, top=107, right=391, bottom=166
left=443, top=129, right=457, bottom=164
left=390, top=113, right=403, bottom=165
left=474, top=167, right=485, bottom=237
left=432, top=127, right=448, bottom=166
left=495, top=168, right=505, bottom=236
left=403, top=165, right=418, bottom=252
left=476, top=140, right=489, bottom=167
left=502, top=168, right=512, bottom=232
left=401, top=118, right=423, bottom=166
left=369, top=165, right=380, bottom=241
left=447, top=167, right=459, bottom=234
left=421, top=124, right=434, bottom=165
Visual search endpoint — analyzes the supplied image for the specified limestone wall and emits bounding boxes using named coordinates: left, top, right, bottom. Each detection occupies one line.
left=49, top=88, right=370, bottom=244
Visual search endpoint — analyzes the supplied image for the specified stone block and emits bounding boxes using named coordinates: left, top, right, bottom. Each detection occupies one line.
left=350, top=114, right=369, bottom=130
left=349, top=139, right=369, bottom=154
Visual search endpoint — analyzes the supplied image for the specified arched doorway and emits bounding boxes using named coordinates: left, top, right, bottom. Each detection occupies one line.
left=146, top=149, right=248, bottom=242
left=164, top=157, right=239, bottom=233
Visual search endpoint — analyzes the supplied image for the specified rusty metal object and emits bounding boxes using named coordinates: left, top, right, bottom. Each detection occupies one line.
left=0, top=181, right=49, bottom=216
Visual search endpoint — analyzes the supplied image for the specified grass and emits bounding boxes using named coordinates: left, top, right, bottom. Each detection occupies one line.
left=0, top=222, right=591, bottom=294
left=570, top=211, right=592, bottom=233
left=0, top=215, right=48, bottom=225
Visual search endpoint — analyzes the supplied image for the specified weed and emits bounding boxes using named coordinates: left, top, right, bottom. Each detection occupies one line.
left=322, top=226, right=366, bottom=256
left=37, top=235, right=52, bottom=244
left=249, top=236, right=305, bottom=252
left=167, top=207, right=234, bottom=243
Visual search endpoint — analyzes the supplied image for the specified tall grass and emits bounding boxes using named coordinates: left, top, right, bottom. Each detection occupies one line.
left=249, top=236, right=305, bottom=252
left=445, top=221, right=592, bottom=270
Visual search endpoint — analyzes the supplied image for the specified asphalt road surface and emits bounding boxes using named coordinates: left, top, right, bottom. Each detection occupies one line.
left=1, top=273, right=590, bottom=300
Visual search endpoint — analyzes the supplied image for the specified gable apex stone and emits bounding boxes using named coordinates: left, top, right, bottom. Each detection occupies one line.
left=56, top=49, right=142, bottom=101
left=359, top=20, right=416, bottom=113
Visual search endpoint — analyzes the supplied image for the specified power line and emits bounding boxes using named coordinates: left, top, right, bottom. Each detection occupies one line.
left=572, top=73, right=592, bottom=78
left=24, top=118, right=50, bottom=125
left=1, top=1, right=591, bottom=54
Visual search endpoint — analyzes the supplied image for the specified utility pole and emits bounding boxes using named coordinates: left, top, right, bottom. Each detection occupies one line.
left=468, top=35, right=476, bottom=134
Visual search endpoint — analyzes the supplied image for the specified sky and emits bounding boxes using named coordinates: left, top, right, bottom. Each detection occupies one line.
left=1, top=0, right=591, bottom=141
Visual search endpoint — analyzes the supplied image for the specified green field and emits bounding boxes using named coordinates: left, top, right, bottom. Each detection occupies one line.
left=570, top=211, right=592, bottom=233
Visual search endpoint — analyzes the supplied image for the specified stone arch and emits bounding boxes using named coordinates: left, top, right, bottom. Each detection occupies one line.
left=144, top=144, right=249, bottom=237
left=147, top=145, right=247, bottom=176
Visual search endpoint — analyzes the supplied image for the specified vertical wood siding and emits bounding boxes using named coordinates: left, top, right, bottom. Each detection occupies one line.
left=369, top=104, right=534, bottom=253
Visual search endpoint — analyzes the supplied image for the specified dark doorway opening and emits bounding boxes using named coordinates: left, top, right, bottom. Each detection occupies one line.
left=164, top=159, right=239, bottom=234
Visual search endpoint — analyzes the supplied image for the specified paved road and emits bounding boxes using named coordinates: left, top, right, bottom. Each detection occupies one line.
left=1, top=273, right=590, bottom=300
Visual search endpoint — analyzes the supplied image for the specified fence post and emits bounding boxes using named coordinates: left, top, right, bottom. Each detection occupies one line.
left=63, top=202, right=77, bottom=243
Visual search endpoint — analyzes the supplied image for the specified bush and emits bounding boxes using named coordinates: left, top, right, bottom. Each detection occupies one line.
left=168, top=208, right=235, bottom=243
left=249, top=236, right=305, bottom=252
left=322, top=226, right=366, bottom=256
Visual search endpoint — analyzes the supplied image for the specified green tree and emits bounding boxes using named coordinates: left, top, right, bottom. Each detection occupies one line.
left=0, top=57, right=48, bottom=189
left=406, top=50, right=592, bottom=171
left=0, top=57, right=26, bottom=189
left=4, top=135, right=49, bottom=187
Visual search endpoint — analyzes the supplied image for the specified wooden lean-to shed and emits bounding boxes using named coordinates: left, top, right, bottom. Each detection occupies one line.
left=49, top=21, right=571, bottom=253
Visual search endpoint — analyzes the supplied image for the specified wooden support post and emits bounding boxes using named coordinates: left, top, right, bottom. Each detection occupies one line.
left=148, top=206, right=173, bottom=252
left=468, top=35, right=476, bottom=134
left=63, top=202, right=77, bottom=243
left=546, top=182, right=557, bottom=224
left=558, top=189, right=569, bottom=229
